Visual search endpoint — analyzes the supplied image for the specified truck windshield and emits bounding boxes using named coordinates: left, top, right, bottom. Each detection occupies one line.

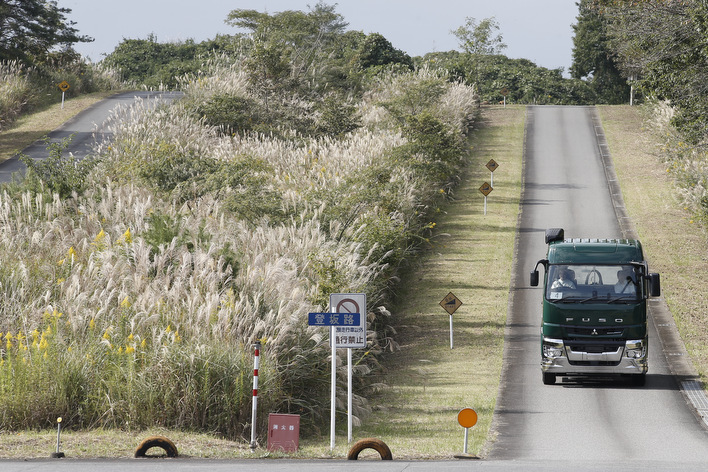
left=546, top=264, right=640, bottom=303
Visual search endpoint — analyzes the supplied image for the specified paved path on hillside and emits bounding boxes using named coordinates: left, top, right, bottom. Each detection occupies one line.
left=0, top=91, right=182, bottom=183
left=488, top=105, right=708, bottom=466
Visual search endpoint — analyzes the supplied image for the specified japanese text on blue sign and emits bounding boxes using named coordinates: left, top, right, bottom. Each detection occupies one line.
left=308, top=312, right=361, bottom=327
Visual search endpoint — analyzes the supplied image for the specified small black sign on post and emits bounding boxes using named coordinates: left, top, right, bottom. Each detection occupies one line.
left=440, top=292, right=463, bottom=349
left=479, top=182, right=493, bottom=215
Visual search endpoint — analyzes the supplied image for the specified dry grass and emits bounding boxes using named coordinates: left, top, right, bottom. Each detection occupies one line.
left=598, top=105, right=708, bottom=380
left=0, top=91, right=116, bottom=163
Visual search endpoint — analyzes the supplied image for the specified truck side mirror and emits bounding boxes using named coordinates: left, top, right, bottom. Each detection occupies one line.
left=530, top=270, right=539, bottom=287
left=649, top=273, right=661, bottom=297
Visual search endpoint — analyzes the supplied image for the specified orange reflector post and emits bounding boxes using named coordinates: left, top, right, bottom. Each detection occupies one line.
left=457, top=408, right=478, bottom=429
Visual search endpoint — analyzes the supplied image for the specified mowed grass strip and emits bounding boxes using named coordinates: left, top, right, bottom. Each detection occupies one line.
left=598, top=105, right=708, bottom=381
left=0, top=91, right=116, bottom=163
left=343, top=105, right=526, bottom=459
left=0, top=105, right=525, bottom=459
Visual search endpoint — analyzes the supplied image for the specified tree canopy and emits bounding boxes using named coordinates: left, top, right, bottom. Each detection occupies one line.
left=597, top=0, right=708, bottom=143
left=0, top=0, right=92, bottom=64
left=570, top=0, right=629, bottom=104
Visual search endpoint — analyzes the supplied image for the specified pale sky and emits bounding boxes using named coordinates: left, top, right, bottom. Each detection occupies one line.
left=63, top=0, right=579, bottom=74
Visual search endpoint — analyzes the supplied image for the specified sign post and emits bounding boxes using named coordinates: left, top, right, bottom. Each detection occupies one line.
left=330, top=293, right=366, bottom=444
left=479, top=182, right=493, bottom=215
left=308, top=305, right=364, bottom=450
left=486, top=159, right=499, bottom=187
left=454, top=408, right=478, bottom=459
left=57, top=81, right=70, bottom=109
left=439, top=292, right=462, bottom=349
left=500, top=88, right=509, bottom=108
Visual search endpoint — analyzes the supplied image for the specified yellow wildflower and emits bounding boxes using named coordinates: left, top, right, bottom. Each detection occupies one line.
left=120, top=297, right=131, bottom=309
left=89, top=318, right=96, bottom=330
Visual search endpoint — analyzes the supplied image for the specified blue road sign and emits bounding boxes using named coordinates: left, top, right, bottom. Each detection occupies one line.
left=308, top=312, right=360, bottom=327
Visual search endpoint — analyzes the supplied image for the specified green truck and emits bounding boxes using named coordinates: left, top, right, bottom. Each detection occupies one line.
left=530, top=228, right=661, bottom=386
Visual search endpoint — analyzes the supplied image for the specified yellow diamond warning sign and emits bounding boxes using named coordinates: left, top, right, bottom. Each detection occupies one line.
left=479, top=182, right=493, bottom=196
left=440, top=292, right=462, bottom=315
left=58, top=81, right=70, bottom=92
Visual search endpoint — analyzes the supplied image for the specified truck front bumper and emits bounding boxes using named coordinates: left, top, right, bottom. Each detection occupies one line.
left=541, top=337, right=647, bottom=376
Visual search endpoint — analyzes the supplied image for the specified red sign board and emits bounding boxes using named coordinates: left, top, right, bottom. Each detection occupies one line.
left=268, top=414, right=300, bottom=452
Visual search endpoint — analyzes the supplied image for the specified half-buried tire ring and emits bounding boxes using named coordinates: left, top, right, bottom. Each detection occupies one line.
left=347, top=437, right=393, bottom=460
left=134, top=435, right=179, bottom=458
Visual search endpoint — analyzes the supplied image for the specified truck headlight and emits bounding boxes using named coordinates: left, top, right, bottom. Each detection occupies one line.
left=625, top=339, right=646, bottom=359
left=543, top=338, right=565, bottom=358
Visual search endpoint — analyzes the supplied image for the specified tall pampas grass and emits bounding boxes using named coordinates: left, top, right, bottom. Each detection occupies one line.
left=0, top=62, right=479, bottom=437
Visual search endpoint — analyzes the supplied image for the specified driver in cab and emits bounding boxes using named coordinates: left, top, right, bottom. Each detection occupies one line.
left=551, top=268, right=576, bottom=290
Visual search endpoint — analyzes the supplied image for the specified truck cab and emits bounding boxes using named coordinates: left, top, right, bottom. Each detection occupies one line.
left=530, top=228, right=661, bottom=385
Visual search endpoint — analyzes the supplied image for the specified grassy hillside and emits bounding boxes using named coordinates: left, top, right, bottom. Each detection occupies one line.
left=599, top=105, right=708, bottom=381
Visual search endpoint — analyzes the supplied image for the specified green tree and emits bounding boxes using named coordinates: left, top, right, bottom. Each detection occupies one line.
left=0, top=0, right=92, bottom=64
left=357, top=33, right=413, bottom=70
left=570, top=0, right=629, bottom=104
left=600, top=0, right=708, bottom=143
left=226, top=2, right=349, bottom=86
left=451, top=17, right=507, bottom=89
left=451, top=17, right=506, bottom=56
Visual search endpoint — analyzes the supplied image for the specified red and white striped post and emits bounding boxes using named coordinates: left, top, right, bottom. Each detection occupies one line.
left=250, top=340, right=261, bottom=451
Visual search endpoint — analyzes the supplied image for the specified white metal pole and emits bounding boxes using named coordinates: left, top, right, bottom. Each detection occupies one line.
left=449, top=315, right=454, bottom=349
left=250, top=340, right=260, bottom=450
left=491, top=171, right=494, bottom=188
left=463, top=427, right=469, bottom=454
left=330, top=326, right=336, bottom=451
left=484, top=196, right=487, bottom=215
left=61, top=91, right=65, bottom=110
left=347, top=348, right=353, bottom=443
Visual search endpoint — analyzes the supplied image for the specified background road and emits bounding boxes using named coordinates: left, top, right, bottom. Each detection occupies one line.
left=489, top=106, right=708, bottom=463
left=0, top=91, right=182, bottom=183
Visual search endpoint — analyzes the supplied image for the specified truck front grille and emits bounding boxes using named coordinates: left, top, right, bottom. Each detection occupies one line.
left=566, top=326, right=624, bottom=337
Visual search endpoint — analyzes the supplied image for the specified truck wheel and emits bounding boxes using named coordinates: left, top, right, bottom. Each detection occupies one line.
left=542, top=372, right=556, bottom=385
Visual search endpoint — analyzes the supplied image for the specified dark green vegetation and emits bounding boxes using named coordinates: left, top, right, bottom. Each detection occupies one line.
left=103, top=5, right=592, bottom=105
left=0, top=1, right=119, bottom=130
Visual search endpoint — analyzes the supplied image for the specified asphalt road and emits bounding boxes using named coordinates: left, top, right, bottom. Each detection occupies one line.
left=0, top=91, right=182, bottom=183
left=488, top=105, right=708, bottom=464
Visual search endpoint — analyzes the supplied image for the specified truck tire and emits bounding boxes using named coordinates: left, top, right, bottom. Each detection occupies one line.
left=542, top=372, right=556, bottom=385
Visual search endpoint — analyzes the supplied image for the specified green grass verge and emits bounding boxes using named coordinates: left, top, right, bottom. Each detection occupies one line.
left=347, top=105, right=525, bottom=459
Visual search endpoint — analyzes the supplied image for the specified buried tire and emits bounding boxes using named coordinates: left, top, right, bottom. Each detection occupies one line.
left=347, top=438, right=393, bottom=460
left=134, top=435, right=179, bottom=458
